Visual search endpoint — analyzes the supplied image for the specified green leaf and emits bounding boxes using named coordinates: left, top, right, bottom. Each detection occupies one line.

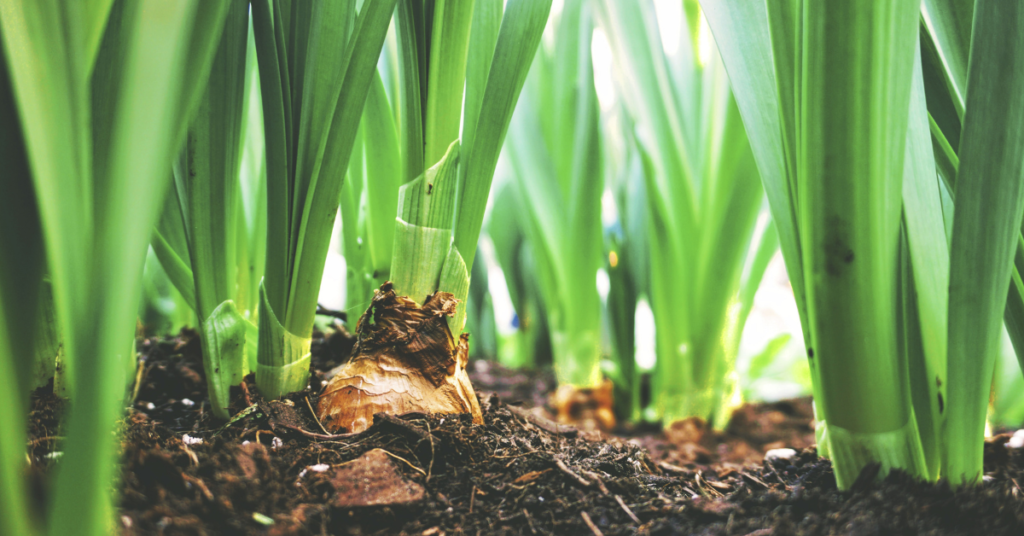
left=453, top=0, right=553, bottom=270
left=425, top=0, right=475, bottom=166
left=921, top=0, right=974, bottom=118
left=362, top=73, right=401, bottom=284
left=462, top=0, right=503, bottom=176
left=439, top=246, right=470, bottom=334
left=700, top=0, right=810, bottom=342
left=394, top=1, right=427, bottom=183
left=595, top=0, right=696, bottom=244
left=153, top=189, right=197, bottom=311
left=503, top=0, right=603, bottom=389
left=901, top=45, right=948, bottom=481
left=599, top=0, right=769, bottom=425
left=765, top=0, right=800, bottom=188
left=282, top=0, right=397, bottom=336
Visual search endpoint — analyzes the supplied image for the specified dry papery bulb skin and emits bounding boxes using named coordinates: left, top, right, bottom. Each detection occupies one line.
left=317, top=282, right=483, bottom=433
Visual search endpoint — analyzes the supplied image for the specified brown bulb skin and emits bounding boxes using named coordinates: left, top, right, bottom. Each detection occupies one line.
left=317, top=282, right=483, bottom=433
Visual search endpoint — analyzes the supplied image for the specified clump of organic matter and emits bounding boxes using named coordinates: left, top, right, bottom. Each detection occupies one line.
left=317, top=282, right=483, bottom=433
left=552, top=380, right=616, bottom=431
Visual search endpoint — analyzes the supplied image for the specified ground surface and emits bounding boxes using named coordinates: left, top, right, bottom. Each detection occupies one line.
left=25, top=328, right=1024, bottom=535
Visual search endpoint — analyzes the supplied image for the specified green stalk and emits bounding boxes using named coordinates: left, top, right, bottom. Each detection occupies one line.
left=713, top=218, right=781, bottom=422
left=900, top=45, right=948, bottom=481
left=424, top=0, right=474, bottom=167
left=598, top=0, right=768, bottom=426
left=453, top=0, right=553, bottom=271
left=1, top=2, right=232, bottom=534
left=318, top=0, right=551, bottom=433
left=252, top=0, right=397, bottom=400
left=488, top=183, right=548, bottom=370
left=172, top=0, right=252, bottom=420
left=605, top=138, right=650, bottom=422
left=797, top=0, right=926, bottom=487
left=340, top=118, right=371, bottom=311
left=505, top=0, right=603, bottom=391
left=701, top=0, right=826, bottom=450
left=465, top=248, right=499, bottom=359
left=942, top=0, right=1024, bottom=486
left=0, top=36, right=44, bottom=534
left=340, top=70, right=403, bottom=315
left=386, top=0, right=550, bottom=320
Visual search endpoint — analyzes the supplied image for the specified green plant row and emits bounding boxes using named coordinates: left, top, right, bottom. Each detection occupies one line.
left=702, top=0, right=1024, bottom=488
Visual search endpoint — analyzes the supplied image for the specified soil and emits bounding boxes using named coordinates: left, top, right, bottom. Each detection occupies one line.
left=24, top=328, right=1024, bottom=535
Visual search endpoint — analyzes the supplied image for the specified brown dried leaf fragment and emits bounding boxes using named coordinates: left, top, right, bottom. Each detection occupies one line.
left=317, top=282, right=483, bottom=433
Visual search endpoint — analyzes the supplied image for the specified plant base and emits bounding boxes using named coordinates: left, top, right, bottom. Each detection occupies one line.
left=317, top=283, right=483, bottom=433
left=825, top=416, right=928, bottom=489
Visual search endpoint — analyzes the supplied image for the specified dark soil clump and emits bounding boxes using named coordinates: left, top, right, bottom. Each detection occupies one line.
left=24, top=329, right=1024, bottom=535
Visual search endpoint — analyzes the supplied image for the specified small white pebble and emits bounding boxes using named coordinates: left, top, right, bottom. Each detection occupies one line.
left=180, top=398, right=195, bottom=407
left=439, top=418, right=445, bottom=425
left=538, top=496, right=544, bottom=502
left=145, top=402, right=155, bottom=410
left=121, top=516, right=133, bottom=528
left=765, top=448, right=798, bottom=462
left=242, top=440, right=251, bottom=446
left=182, top=434, right=203, bottom=446
left=298, top=463, right=331, bottom=481
left=44, top=451, right=64, bottom=460
left=321, top=380, right=328, bottom=387
left=271, top=437, right=283, bottom=450
left=1007, top=430, right=1024, bottom=449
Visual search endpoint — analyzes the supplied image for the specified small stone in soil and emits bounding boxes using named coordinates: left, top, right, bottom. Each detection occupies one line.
left=329, top=448, right=426, bottom=508
left=765, top=447, right=797, bottom=462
